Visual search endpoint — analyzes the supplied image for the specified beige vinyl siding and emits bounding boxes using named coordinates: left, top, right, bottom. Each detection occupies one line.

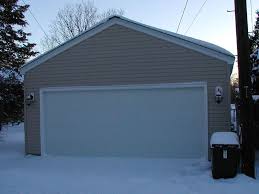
left=24, top=24, right=231, bottom=155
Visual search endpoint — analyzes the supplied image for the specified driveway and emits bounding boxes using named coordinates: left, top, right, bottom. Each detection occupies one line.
left=0, top=124, right=258, bottom=194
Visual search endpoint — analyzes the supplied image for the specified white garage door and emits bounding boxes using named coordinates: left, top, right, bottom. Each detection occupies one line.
left=40, top=83, right=208, bottom=158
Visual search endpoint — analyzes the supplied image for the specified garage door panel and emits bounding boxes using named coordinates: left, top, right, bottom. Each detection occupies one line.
left=42, top=85, right=207, bottom=158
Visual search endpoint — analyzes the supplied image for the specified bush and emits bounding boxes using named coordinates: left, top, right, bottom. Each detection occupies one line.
left=0, top=75, right=24, bottom=129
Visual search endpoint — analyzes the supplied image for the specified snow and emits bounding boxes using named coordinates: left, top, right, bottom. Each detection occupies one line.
left=0, top=124, right=259, bottom=194
left=210, top=132, right=239, bottom=147
left=116, top=16, right=234, bottom=59
left=253, top=95, right=259, bottom=101
left=250, top=48, right=259, bottom=60
left=21, top=15, right=235, bottom=75
left=252, top=66, right=259, bottom=72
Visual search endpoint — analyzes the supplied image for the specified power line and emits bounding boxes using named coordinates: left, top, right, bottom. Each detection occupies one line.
left=21, top=0, right=48, bottom=37
left=184, top=0, right=208, bottom=35
left=176, top=0, right=189, bottom=33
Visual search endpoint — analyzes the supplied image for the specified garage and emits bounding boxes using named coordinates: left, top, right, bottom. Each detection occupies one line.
left=21, top=16, right=235, bottom=157
left=40, top=83, right=208, bottom=158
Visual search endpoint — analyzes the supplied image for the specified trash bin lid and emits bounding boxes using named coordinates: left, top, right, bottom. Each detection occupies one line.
left=210, top=132, right=239, bottom=148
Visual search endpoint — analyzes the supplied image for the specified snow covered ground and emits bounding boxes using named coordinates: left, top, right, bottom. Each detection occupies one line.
left=0, top=124, right=259, bottom=194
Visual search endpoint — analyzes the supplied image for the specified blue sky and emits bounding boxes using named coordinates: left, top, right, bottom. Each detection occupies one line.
left=22, top=0, right=259, bottom=75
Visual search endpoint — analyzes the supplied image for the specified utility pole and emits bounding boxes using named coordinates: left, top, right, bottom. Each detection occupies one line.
left=234, top=0, right=255, bottom=178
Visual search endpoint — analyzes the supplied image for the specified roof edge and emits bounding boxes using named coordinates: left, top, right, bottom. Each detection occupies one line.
left=113, top=17, right=235, bottom=65
left=20, top=15, right=235, bottom=75
left=20, top=16, right=115, bottom=74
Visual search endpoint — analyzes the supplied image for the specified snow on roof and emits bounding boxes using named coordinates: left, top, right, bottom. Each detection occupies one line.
left=210, top=132, right=239, bottom=147
left=117, top=16, right=234, bottom=58
left=152, top=29, right=234, bottom=58
left=20, top=15, right=235, bottom=74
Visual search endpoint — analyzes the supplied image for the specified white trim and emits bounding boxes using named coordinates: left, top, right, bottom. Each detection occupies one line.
left=39, top=82, right=209, bottom=158
left=20, top=16, right=235, bottom=74
left=39, top=89, right=46, bottom=156
left=20, top=19, right=117, bottom=74
left=203, top=83, right=209, bottom=159
left=113, top=19, right=234, bottom=65
left=40, top=82, right=206, bottom=92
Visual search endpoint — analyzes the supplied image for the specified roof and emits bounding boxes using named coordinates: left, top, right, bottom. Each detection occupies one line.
left=20, top=15, right=235, bottom=74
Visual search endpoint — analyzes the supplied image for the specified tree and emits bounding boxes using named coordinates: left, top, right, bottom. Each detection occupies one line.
left=41, top=0, right=124, bottom=51
left=249, top=10, right=259, bottom=53
left=249, top=10, right=259, bottom=94
left=0, top=75, right=24, bottom=126
left=0, top=0, right=37, bottom=76
left=0, top=0, right=37, bottom=128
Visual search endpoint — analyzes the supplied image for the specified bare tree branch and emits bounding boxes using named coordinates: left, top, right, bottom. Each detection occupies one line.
left=41, top=0, right=123, bottom=52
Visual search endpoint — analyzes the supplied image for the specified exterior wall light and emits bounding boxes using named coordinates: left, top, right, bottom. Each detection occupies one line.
left=26, top=93, right=35, bottom=106
left=215, top=86, right=223, bottom=104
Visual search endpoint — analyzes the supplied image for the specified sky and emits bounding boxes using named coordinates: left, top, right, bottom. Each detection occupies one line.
left=22, top=0, right=259, bottom=76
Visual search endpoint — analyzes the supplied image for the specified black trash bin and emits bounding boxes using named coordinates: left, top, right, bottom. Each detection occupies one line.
left=210, top=132, right=240, bottom=179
